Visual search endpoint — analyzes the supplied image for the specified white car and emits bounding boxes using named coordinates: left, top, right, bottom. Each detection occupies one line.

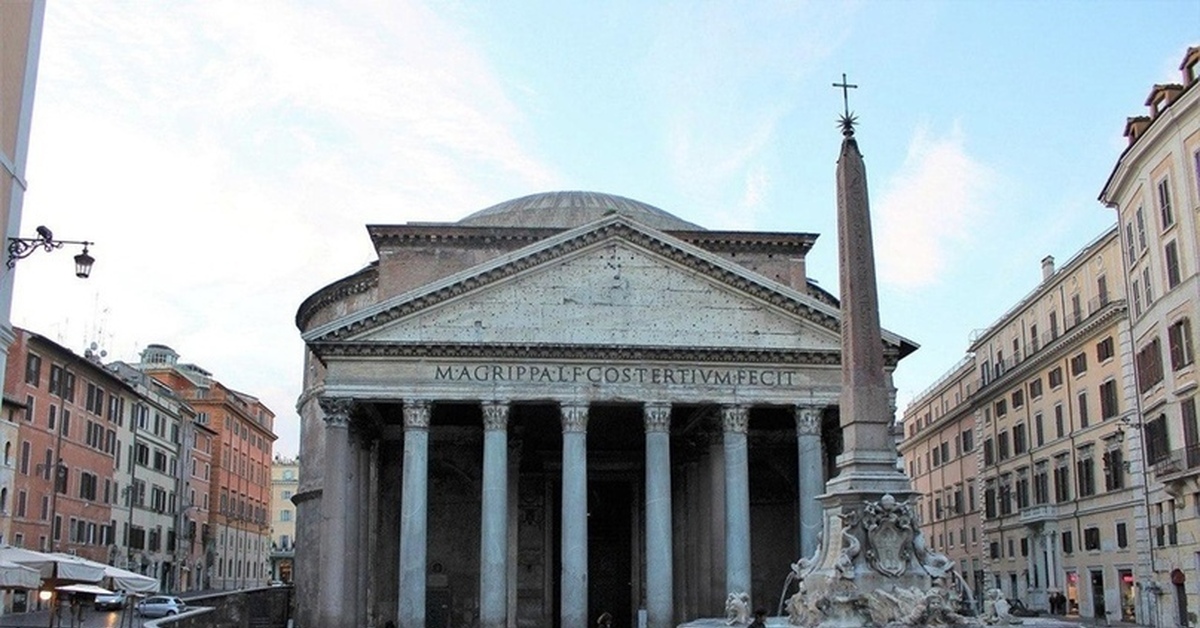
left=93, top=590, right=126, bottom=611
left=135, top=596, right=187, bottom=618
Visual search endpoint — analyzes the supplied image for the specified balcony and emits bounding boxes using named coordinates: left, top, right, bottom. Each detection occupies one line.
left=1152, top=444, right=1200, bottom=479
left=1019, top=504, right=1058, bottom=525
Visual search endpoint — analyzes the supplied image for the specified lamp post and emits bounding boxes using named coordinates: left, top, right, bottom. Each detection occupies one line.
left=6, top=225, right=95, bottom=277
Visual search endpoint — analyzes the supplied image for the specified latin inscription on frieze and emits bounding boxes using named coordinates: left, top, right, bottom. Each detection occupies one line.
left=433, top=363, right=798, bottom=388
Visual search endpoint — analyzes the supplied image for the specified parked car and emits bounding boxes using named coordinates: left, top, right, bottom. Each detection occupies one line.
left=93, top=590, right=127, bottom=611
left=136, top=596, right=187, bottom=618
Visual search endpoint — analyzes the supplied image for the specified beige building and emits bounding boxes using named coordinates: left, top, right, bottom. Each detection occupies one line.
left=269, top=455, right=297, bottom=583
left=902, top=228, right=1143, bottom=622
left=1099, top=46, right=1200, bottom=628
left=898, top=357, right=982, bottom=601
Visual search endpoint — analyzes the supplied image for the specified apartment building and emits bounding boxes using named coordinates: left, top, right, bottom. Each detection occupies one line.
left=137, top=344, right=276, bottom=590
left=902, top=228, right=1143, bottom=622
left=898, top=357, right=982, bottom=601
left=108, top=361, right=193, bottom=592
left=269, top=456, right=298, bottom=584
left=3, top=329, right=124, bottom=562
left=1099, top=46, right=1200, bottom=628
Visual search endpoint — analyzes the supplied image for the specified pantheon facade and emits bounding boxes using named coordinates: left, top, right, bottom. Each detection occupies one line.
left=292, top=192, right=915, bottom=627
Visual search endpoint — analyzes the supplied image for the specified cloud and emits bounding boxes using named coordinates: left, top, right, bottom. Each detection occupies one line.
left=641, top=2, right=856, bottom=227
left=15, top=0, right=558, bottom=456
left=875, top=123, right=993, bottom=289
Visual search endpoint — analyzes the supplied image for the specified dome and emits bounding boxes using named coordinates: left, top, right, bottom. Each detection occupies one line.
left=457, top=191, right=704, bottom=231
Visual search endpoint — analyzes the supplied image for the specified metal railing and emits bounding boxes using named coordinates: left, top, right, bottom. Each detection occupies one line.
left=1151, top=443, right=1200, bottom=477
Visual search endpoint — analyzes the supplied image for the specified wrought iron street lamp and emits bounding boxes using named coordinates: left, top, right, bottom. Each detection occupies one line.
left=7, top=225, right=94, bottom=278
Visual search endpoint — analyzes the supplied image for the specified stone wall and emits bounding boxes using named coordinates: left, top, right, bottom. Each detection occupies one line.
left=145, top=586, right=293, bottom=628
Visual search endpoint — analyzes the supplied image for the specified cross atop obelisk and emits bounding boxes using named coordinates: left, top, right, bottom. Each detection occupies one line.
left=832, top=73, right=858, bottom=136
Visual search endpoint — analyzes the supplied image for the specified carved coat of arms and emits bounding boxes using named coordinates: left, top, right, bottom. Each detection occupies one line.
left=861, top=494, right=915, bottom=578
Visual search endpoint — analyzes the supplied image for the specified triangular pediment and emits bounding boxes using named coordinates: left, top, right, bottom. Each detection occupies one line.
left=304, top=216, right=911, bottom=358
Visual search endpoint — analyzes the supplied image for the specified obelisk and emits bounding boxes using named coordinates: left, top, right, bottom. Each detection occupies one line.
left=783, top=80, right=966, bottom=628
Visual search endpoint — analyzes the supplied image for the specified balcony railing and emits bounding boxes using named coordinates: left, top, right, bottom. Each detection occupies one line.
left=1152, top=444, right=1200, bottom=478
left=1019, top=504, right=1058, bottom=525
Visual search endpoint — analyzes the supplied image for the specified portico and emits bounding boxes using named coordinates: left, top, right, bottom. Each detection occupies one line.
left=292, top=192, right=914, bottom=627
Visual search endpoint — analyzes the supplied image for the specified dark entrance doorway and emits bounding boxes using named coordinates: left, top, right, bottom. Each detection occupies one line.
left=588, top=480, right=634, bottom=627
left=1090, top=570, right=1106, bottom=621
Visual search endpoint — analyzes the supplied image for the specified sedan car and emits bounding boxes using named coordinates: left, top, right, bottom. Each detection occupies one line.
left=93, top=590, right=127, bottom=611
left=135, top=596, right=187, bottom=618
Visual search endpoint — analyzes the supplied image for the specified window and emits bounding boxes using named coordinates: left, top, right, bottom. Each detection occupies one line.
left=1117, top=522, right=1128, bottom=548
left=85, top=384, right=104, bottom=415
left=1070, top=352, right=1088, bottom=376
left=1136, top=206, right=1148, bottom=251
left=989, top=541, right=1000, bottom=559
left=983, top=439, right=995, bottom=466
left=998, top=433, right=1010, bottom=460
left=1166, top=241, right=1182, bottom=289
left=1099, top=380, right=1120, bottom=420
left=1157, top=177, right=1174, bottom=229
left=1029, top=377, right=1043, bottom=399
left=1050, top=311, right=1059, bottom=339
left=1098, top=275, right=1109, bottom=306
left=1143, top=266, right=1154, bottom=304
left=1169, top=318, right=1195, bottom=371
left=1049, top=367, right=1063, bottom=389
left=1012, top=389, right=1024, bottom=409
left=995, top=399, right=1007, bottom=418
left=1054, top=456, right=1071, bottom=503
left=1077, top=450, right=1096, bottom=497
left=1143, top=415, right=1171, bottom=465
left=1072, top=294, right=1083, bottom=326
left=1055, top=404, right=1065, bottom=439
left=1062, top=530, right=1074, bottom=554
left=1104, top=448, right=1125, bottom=491
left=1013, top=424, right=1028, bottom=455
left=24, top=354, right=41, bottom=386
left=1084, top=527, right=1101, bottom=551
left=1133, top=279, right=1142, bottom=317
left=1034, top=462, right=1049, bottom=504
left=1020, top=537, right=1029, bottom=557
left=1097, top=337, right=1115, bottom=362
left=962, top=429, right=974, bottom=453
left=78, top=472, right=97, bottom=501
left=1078, top=392, right=1089, bottom=428
left=1125, top=223, right=1137, bottom=266
left=1034, top=413, right=1045, bottom=446
left=1138, top=337, right=1165, bottom=393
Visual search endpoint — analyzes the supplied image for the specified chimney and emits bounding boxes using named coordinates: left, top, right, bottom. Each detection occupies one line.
left=1041, top=255, right=1055, bottom=281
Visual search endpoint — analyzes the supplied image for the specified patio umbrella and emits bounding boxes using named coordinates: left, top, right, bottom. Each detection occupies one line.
left=55, top=583, right=113, bottom=595
left=0, top=546, right=105, bottom=584
left=47, top=553, right=158, bottom=593
left=0, top=560, right=41, bottom=589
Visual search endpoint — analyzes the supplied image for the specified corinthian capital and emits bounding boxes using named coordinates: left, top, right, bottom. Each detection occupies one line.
left=644, top=403, right=671, bottom=433
left=318, top=397, right=354, bottom=428
left=482, top=401, right=509, bottom=431
left=560, top=403, right=589, bottom=433
left=795, top=406, right=823, bottom=436
left=403, top=400, right=431, bottom=430
left=721, top=405, right=748, bottom=434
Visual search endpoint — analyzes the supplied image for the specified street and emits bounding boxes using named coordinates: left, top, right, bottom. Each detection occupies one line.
left=0, top=607, right=160, bottom=628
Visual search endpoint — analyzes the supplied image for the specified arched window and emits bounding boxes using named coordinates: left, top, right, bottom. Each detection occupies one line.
left=3, top=441, right=10, bottom=466
left=1, top=487, right=8, bottom=513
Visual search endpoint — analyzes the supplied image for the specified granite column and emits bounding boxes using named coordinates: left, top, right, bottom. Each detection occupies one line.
left=560, top=403, right=589, bottom=627
left=644, top=402, right=674, bottom=628
left=722, top=404, right=751, bottom=601
left=795, top=405, right=824, bottom=559
left=480, top=401, right=509, bottom=628
left=317, top=397, right=353, bottom=627
left=398, top=400, right=431, bottom=627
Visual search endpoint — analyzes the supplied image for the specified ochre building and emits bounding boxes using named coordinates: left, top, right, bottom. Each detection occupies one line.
left=293, top=192, right=915, bottom=628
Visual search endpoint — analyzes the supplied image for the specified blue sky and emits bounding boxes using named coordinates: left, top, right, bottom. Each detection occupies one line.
left=13, top=1, right=1198, bottom=456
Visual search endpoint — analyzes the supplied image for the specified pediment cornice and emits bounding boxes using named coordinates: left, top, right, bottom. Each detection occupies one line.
left=307, top=340, right=885, bottom=366
left=306, top=216, right=848, bottom=343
